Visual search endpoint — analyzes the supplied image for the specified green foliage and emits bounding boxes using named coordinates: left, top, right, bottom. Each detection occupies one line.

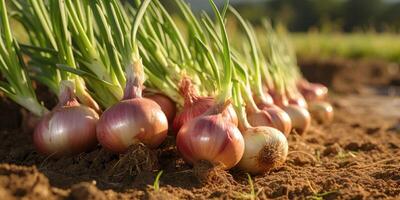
left=291, top=33, right=400, bottom=62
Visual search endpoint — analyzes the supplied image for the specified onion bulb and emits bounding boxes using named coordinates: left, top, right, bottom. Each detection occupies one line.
left=144, top=92, right=176, bottom=123
left=287, top=92, right=308, bottom=108
left=262, top=106, right=292, bottom=137
left=298, top=80, right=328, bottom=102
left=238, top=126, right=288, bottom=174
left=308, top=101, right=334, bottom=124
left=97, top=60, right=168, bottom=153
left=283, top=105, right=311, bottom=135
left=176, top=102, right=244, bottom=170
left=246, top=108, right=291, bottom=137
left=33, top=81, right=99, bottom=156
left=173, top=78, right=238, bottom=132
left=269, top=90, right=289, bottom=108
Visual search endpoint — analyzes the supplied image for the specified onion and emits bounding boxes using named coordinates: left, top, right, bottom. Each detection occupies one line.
left=269, top=90, right=289, bottom=108
left=287, top=91, right=308, bottom=108
left=176, top=102, right=244, bottom=170
left=261, top=106, right=292, bottom=137
left=283, top=105, right=311, bottom=135
left=297, top=80, right=328, bottom=102
left=253, top=93, right=274, bottom=108
left=97, top=61, right=168, bottom=153
left=246, top=108, right=291, bottom=137
left=33, top=81, right=99, bottom=156
left=144, top=92, right=176, bottom=123
left=173, top=78, right=238, bottom=132
left=308, top=101, right=334, bottom=124
left=238, top=126, right=288, bottom=174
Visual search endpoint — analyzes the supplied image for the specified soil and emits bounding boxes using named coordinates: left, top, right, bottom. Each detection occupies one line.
left=0, top=57, right=399, bottom=199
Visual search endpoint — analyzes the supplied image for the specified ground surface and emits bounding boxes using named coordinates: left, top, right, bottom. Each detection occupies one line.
left=0, top=57, right=399, bottom=200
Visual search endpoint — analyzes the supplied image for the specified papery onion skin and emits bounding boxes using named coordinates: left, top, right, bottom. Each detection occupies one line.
left=288, top=96, right=308, bottom=108
left=251, top=97, right=292, bottom=136
left=173, top=96, right=238, bottom=132
left=238, top=126, right=288, bottom=174
left=309, top=101, right=334, bottom=124
left=34, top=105, right=99, bottom=156
left=269, top=91, right=289, bottom=108
left=253, top=93, right=274, bottom=108
left=97, top=98, right=168, bottom=153
left=262, top=106, right=292, bottom=137
left=176, top=113, right=244, bottom=170
left=145, top=93, right=176, bottom=123
left=283, top=105, right=311, bottom=135
left=298, top=81, right=328, bottom=102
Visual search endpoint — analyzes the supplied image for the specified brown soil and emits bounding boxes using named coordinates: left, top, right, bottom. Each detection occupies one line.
left=0, top=57, right=399, bottom=199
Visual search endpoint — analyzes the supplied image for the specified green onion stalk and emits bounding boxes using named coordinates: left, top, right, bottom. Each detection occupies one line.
left=0, top=0, right=48, bottom=117
left=95, top=0, right=169, bottom=153
left=64, top=0, right=125, bottom=108
left=263, top=22, right=311, bottom=135
left=10, top=0, right=62, bottom=94
left=228, top=8, right=292, bottom=136
left=175, top=0, right=244, bottom=170
left=32, top=0, right=100, bottom=156
left=10, top=0, right=100, bottom=112
left=232, top=78, right=288, bottom=174
left=274, top=26, right=333, bottom=124
left=133, top=0, right=238, bottom=132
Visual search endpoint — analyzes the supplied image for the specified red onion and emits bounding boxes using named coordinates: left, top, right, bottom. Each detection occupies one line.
left=238, top=126, right=288, bottom=174
left=176, top=102, right=244, bottom=170
left=283, top=105, right=311, bottom=135
left=287, top=90, right=308, bottom=108
left=144, top=92, right=176, bottom=123
left=261, top=106, right=292, bottom=137
left=309, top=101, right=334, bottom=124
left=253, top=93, right=274, bottom=108
left=173, top=78, right=238, bottom=132
left=269, top=90, right=289, bottom=108
left=297, top=80, right=328, bottom=102
left=33, top=81, right=99, bottom=156
left=97, top=61, right=168, bottom=153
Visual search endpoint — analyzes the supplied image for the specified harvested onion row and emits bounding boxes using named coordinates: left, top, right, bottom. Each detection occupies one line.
left=0, top=0, right=335, bottom=175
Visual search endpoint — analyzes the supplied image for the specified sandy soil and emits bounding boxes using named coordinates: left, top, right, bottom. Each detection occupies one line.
left=0, top=57, right=399, bottom=200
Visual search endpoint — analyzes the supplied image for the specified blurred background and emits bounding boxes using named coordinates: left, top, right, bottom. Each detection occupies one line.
left=187, top=0, right=400, bottom=32
left=173, top=0, right=400, bottom=63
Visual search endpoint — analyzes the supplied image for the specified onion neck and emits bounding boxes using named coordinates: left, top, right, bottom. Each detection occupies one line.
left=240, top=83, right=260, bottom=114
left=123, top=59, right=144, bottom=100
left=232, top=82, right=251, bottom=131
left=179, top=77, right=198, bottom=106
left=58, top=80, right=80, bottom=107
left=203, top=99, right=231, bottom=116
left=74, top=78, right=101, bottom=112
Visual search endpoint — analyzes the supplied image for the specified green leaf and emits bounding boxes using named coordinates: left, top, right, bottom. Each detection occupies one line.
left=55, top=64, right=115, bottom=86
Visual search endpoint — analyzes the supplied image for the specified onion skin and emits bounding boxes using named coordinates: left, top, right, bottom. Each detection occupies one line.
left=97, top=60, right=168, bottom=153
left=298, top=80, right=328, bottom=102
left=308, top=101, right=334, bottom=124
left=288, top=95, right=308, bottom=108
left=253, top=93, right=274, bottom=108
left=176, top=106, right=244, bottom=170
left=97, top=98, right=168, bottom=153
left=262, top=106, right=292, bottom=137
left=283, top=105, right=311, bottom=135
left=173, top=77, right=237, bottom=133
left=145, top=93, right=176, bottom=123
left=269, top=91, right=289, bottom=108
left=238, top=126, right=288, bottom=174
left=173, top=97, right=238, bottom=133
left=34, top=101, right=99, bottom=156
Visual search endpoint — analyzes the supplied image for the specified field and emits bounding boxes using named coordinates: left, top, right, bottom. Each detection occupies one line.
left=291, top=33, right=400, bottom=63
left=0, top=56, right=399, bottom=199
left=1, top=0, right=400, bottom=199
